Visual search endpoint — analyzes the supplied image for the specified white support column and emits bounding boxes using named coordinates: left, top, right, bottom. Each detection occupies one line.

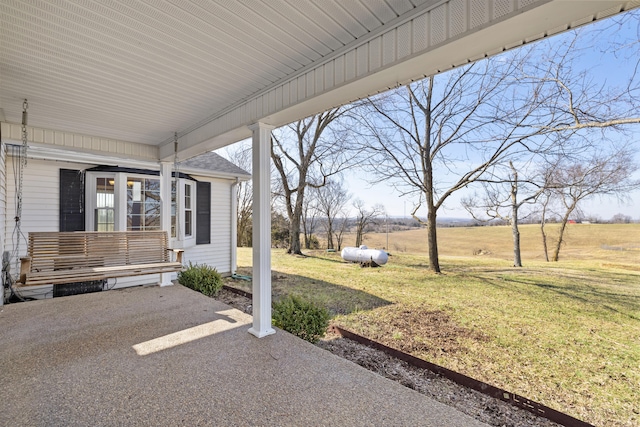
left=159, top=162, right=173, bottom=287
left=248, top=123, right=276, bottom=338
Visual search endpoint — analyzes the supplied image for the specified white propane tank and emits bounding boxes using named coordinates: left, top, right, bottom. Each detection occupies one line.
left=341, top=245, right=388, bottom=265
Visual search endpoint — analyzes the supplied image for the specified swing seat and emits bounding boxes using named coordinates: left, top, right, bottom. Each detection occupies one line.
left=17, top=231, right=183, bottom=287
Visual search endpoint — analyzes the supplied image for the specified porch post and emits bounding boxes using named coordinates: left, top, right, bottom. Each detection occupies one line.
left=248, top=122, right=275, bottom=338
left=159, top=161, right=173, bottom=287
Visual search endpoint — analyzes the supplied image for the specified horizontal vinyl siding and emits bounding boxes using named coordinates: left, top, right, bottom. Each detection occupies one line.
left=5, top=157, right=88, bottom=299
left=5, top=157, right=92, bottom=258
left=182, top=177, right=232, bottom=275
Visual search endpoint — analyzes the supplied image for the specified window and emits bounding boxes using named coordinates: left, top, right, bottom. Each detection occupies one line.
left=171, top=179, right=195, bottom=240
left=184, top=182, right=193, bottom=237
left=84, top=168, right=207, bottom=246
left=95, top=177, right=115, bottom=231
left=127, top=177, right=160, bottom=231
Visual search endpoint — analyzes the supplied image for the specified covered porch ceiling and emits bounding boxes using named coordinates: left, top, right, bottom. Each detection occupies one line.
left=1, top=1, right=638, bottom=162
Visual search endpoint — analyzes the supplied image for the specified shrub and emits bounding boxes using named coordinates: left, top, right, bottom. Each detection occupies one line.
left=178, top=262, right=223, bottom=297
left=272, top=295, right=330, bottom=343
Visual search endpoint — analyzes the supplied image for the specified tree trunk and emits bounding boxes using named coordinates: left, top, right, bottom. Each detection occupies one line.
left=355, top=223, right=363, bottom=247
left=326, top=222, right=334, bottom=249
left=551, top=210, right=572, bottom=262
left=539, top=194, right=550, bottom=262
left=288, top=214, right=302, bottom=254
left=426, top=208, right=440, bottom=273
left=510, top=173, right=522, bottom=267
left=540, top=221, right=549, bottom=262
left=512, top=216, right=522, bottom=267
left=288, top=194, right=304, bottom=254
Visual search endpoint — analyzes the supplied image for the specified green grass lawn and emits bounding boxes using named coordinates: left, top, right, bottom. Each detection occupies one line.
left=229, top=224, right=640, bottom=427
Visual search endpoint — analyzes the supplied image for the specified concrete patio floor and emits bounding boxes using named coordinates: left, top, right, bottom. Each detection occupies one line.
left=0, top=284, right=488, bottom=426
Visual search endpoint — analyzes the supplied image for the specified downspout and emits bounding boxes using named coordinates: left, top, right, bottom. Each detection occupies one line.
left=230, top=178, right=238, bottom=275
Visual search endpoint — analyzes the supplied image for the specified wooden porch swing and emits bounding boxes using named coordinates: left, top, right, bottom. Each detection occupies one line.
left=17, top=231, right=183, bottom=287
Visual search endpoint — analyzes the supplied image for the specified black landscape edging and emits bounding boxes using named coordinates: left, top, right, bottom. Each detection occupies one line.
left=222, top=284, right=252, bottom=299
left=329, top=325, right=594, bottom=427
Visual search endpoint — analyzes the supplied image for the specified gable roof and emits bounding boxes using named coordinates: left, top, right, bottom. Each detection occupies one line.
left=180, top=151, right=250, bottom=179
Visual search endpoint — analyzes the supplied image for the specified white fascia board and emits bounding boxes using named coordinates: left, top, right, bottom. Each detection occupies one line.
left=6, top=141, right=160, bottom=170
left=181, top=169, right=251, bottom=182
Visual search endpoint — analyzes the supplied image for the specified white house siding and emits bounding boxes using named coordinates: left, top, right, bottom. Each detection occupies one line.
left=181, top=176, right=233, bottom=276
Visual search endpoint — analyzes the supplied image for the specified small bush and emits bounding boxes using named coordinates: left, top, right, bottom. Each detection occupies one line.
left=178, top=262, right=223, bottom=297
left=272, top=295, right=330, bottom=343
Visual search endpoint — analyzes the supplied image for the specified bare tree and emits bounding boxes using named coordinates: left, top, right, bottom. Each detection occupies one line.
left=271, top=109, right=355, bottom=254
left=315, top=180, right=350, bottom=250
left=224, top=142, right=253, bottom=247
left=301, top=191, right=320, bottom=249
left=538, top=191, right=553, bottom=262
left=357, top=50, right=551, bottom=272
left=462, top=161, right=551, bottom=267
left=543, top=147, right=640, bottom=261
left=333, top=214, right=349, bottom=251
left=462, top=25, right=640, bottom=265
left=611, top=213, right=632, bottom=224
left=353, top=199, right=385, bottom=247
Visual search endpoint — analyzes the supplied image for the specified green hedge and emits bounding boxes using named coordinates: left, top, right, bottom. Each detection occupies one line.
left=272, top=295, right=330, bottom=343
left=178, top=262, right=223, bottom=297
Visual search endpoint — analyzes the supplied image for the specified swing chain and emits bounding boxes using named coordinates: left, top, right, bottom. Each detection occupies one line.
left=15, top=99, right=29, bottom=273
left=173, top=132, right=182, bottom=240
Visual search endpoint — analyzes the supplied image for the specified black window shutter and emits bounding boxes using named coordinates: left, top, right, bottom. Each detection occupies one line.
left=59, top=169, right=85, bottom=231
left=196, top=181, right=211, bottom=244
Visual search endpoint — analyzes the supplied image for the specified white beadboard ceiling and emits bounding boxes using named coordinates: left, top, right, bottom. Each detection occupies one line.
left=1, top=0, right=429, bottom=145
left=1, top=0, right=638, bottom=158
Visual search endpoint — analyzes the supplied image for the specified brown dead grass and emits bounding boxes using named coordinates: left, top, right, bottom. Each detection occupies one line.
left=349, top=303, right=489, bottom=359
left=348, top=223, right=640, bottom=265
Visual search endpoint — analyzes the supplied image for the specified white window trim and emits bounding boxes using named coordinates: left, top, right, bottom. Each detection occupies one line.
left=124, top=174, right=163, bottom=232
left=86, top=172, right=118, bottom=231
left=172, top=178, right=196, bottom=249
left=87, top=171, right=167, bottom=233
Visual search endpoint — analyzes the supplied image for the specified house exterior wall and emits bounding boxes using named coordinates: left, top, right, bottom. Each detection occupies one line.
left=5, top=156, right=93, bottom=298
left=180, top=175, right=233, bottom=276
left=3, top=155, right=237, bottom=300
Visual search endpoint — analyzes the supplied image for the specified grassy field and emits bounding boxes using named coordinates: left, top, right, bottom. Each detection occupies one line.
left=229, top=223, right=640, bottom=427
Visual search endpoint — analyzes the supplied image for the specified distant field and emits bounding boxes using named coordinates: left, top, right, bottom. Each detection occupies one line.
left=230, top=223, right=640, bottom=426
left=348, top=223, right=640, bottom=265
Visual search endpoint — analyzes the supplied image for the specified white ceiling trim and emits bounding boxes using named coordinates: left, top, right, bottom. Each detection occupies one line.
left=1, top=122, right=159, bottom=162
